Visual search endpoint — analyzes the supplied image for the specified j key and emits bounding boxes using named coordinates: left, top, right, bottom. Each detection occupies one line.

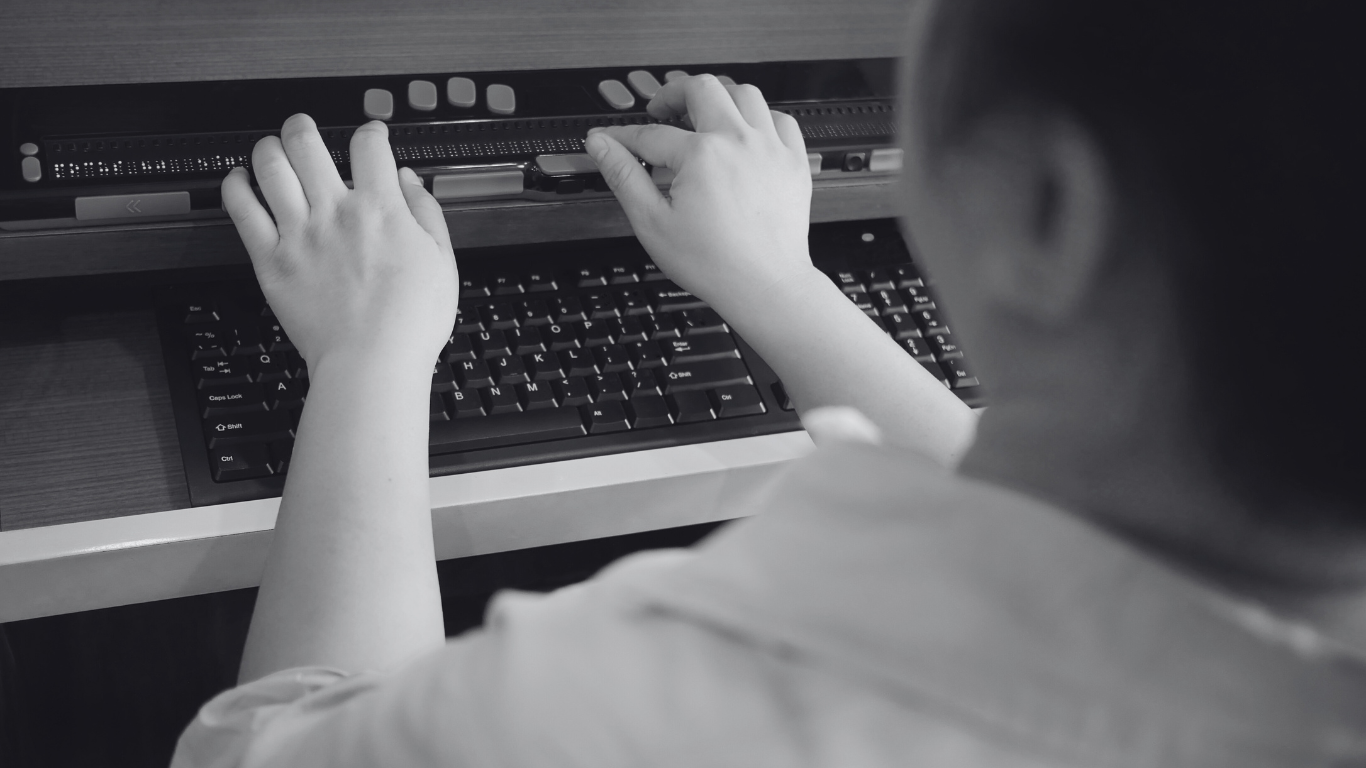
left=184, top=302, right=220, bottom=324
left=266, top=379, right=308, bottom=410
left=628, top=340, right=666, bottom=369
left=657, top=358, right=752, bottom=394
left=208, top=444, right=273, bottom=482
left=711, top=384, right=767, bottom=418
left=626, top=394, right=673, bottom=428
left=902, top=284, right=935, bottom=310
left=475, top=330, right=512, bottom=358
left=573, top=266, right=608, bottom=288
left=885, top=313, right=922, bottom=340
left=845, top=291, right=877, bottom=317
left=492, top=354, right=530, bottom=384
left=194, top=359, right=252, bottom=388
left=443, top=333, right=476, bottom=362
left=553, top=377, right=592, bottom=406
left=262, top=322, right=295, bottom=352
left=593, top=344, right=634, bottom=373
left=891, top=264, right=924, bottom=288
left=584, top=400, right=631, bottom=434
left=864, top=269, right=896, bottom=291
left=544, top=323, right=579, bottom=351
left=667, top=390, right=715, bottom=423
left=900, top=336, right=936, bottom=362
left=230, top=327, right=266, bottom=356
left=251, top=352, right=291, bottom=382
left=582, top=291, right=620, bottom=319
left=625, top=368, right=661, bottom=398
left=432, top=362, right=457, bottom=393
left=914, top=307, right=949, bottom=336
left=431, top=393, right=450, bottom=421
left=609, top=316, right=648, bottom=344
left=616, top=288, right=653, bottom=316
left=941, top=358, right=980, bottom=389
left=447, top=388, right=484, bottom=418
left=518, top=381, right=558, bottom=410
left=481, top=385, right=522, bottom=414
left=579, top=319, right=613, bottom=347
left=771, top=381, right=795, bottom=411
left=204, top=411, right=293, bottom=447
left=652, top=283, right=706, bottom=312
left=481, top=303, right=518, bottom=330
left=428, top=407, right=587, bottom=454
left=589, top=372, right=628, bottom=401
left=832, top=270, right=864, bottom=294
left=679, top=308, right=727, bottom=335
left=508, top=326, right=546, bottom=354
left=554, top=296, right=587, bottom=323
left=645, top=313, right=683, bottom=339
left=455, top=359, right=495, bottom=389
left=526, top=351, right=565, bottom=381
left=920, top=360, right=950, bottom=387
left=460, top=277, right=490, bottom=299
left=515, top=299, right=552, bottom=327
left=661, top=334, right=739, bottom=364
left=525, top=271, right=558, bottom=292
left=559, top=348, right=597, bottom=377
left=606, top=265, right=638, bottom=284
left=639, top=262, right=667, bottom=282
left=873, top=289, right=909, bottom=315
left=455, top=307, right=481, bottom=334
left=269, top=439, right=294, bottom=474
left=200, top=383, right=267, bottom=418
left=490, top=273, right=523, bottom=296
left=927, top=333, right=963, bottom=361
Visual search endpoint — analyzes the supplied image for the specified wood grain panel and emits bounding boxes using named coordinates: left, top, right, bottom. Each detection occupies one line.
left=0, top=0, right=912, bottom=90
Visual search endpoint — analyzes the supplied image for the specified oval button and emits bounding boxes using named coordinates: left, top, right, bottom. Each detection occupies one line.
left=597, top=79, right=635, bottom=110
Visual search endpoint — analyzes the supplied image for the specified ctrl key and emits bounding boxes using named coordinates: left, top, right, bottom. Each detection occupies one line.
left=208, top=444, right=273, bottom=482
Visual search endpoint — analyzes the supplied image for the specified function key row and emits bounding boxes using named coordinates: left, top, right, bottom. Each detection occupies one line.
left=459, top=262, right=666, bottom=298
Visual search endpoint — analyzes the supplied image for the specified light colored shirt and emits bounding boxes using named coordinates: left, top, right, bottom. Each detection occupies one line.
left=173, top=424, right=1366, bottom=767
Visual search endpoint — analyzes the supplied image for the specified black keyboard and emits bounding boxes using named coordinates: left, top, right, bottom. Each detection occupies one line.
left=158, top=219, right=985, bottom=507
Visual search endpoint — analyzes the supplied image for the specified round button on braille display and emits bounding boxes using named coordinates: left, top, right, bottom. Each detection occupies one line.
left=19, top=142, right=39, bottom=157
left=664, top=70, right=689, bottom=83
left=21, top=156, right=42, bottom=183
left=363, top=88, right=394, bottom=120
left=597, top=79, right=635, bottom=111
left=626, top=70, right=662, bottom=99
left=408, top=80, right=438, bottom=111
left=446, top=77, right=476, bottom=108
left=486, top=84, right=516, bottom=115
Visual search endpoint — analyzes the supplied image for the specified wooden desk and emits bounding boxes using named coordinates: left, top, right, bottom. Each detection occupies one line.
left=0, top=0, right=909, bottom=621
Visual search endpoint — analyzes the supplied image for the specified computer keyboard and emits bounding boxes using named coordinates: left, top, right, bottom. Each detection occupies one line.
left=158, top=219, right=985, bottom=507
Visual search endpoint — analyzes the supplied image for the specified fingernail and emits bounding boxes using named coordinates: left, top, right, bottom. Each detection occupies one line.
left=585, top=132, right=607, bottom=159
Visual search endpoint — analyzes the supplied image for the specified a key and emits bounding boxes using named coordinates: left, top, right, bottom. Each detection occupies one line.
left=460, top=277, right=490, bottom=299
left=873, top=289, right=909, bottom=315
left=428, top=407, right=586, bottom=454
left=626, top=395, right=672, bottom=428
left=475, top=330, right=512, bottom=359
left=431, top=393, right=450, bottom=421
left=184, top=302, right=220, bottom=324
left=508, top=326, right=545, bottom=354
left=589, top=373, right=628, bottom=401
left=625, top=369, right=661, bottom=398
left=711, top=385, right=766, bottom=418
left=455, top=359, right=495, bottom=389
left=609, top=316, right=648, bottom=344
left=554, top=296, right=587, bottom=323
left=252, top=352, right=290, bottom=383
left=544, top=323, right=579, bottom=351
left=628, top=340, right=666, bottom=370
left=667, top=391, right=715, bottom=423
left=203, top=411, right=293, bottom=447
left=606, top=265, right=638, bottom=284
left=480, top=385, right=522, bottom=415
left=940, top=358, right=980, bottom=389
left=443, top=333, right=476, bottom=362
left=645, top=313, right=683, bottom=340
left=447, top=388, right=484, bottom=418
left=208, top=443, right=273, bottom=482
left=593, top=344, right=634, bottom=373
left=657, top=358, right=751, bottom=394
left=679, top=308, right=727, bottom=335
left=584, top=400, right=631, bottom=433
left=194, top=359, right=252, bottom=388
left=661, top=334, right=739, bottom=364
left=651, top=283, right=706, bottom=312
left=481, top=303, right=518, bottom=330
left=559, top=348, right=597, bottom=377
left=432, top=362, right=457, bottom=393
left=266, top=379, right=308, bottom=410
left=884, top=313, right=922, bottom=340
left=927, top=333, right=963, bottom=361
left=553, top=377, right=592, bottom=406
left=518, top=381, right=558, bottom=410
left=199, top=383, right=267, bottom=418
left=492, top=354, right=530, bottom=384
left=526, top=351, right=565, bottom=381
left=516, top=299, right=552, bottom=327
left=490, top=273, right=523, bottom=296
left=579, top=319, right=613, bottom=347
left=899, top=336, right=936, bottom=362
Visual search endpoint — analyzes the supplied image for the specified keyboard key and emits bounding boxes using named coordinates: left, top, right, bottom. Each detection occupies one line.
left=481, top=385, right=522, bottom=414
left=873, top=289, right=909, bottom=315
left=584, top=400, right=631, bottom=434
left=639, top=262, right=667, bottom=282
left=661, top=334, right=739, bottom=364
left=544, top=322, right=579, bottom=351
left=657, top=358, right=751, bottom=393
left=554, top=296, right=587, bottom=322
left=559, top=348, right=597, bottom=377
left=286, top=352, right=309, bottom=379
left=652, top=283, right=706, bottom=312
left=518, top=381, right=558, bottom=410
left=508, top=326, right=545, bottom=354
left=490, top=273, right=523, bottom=296
left=864, top=269, right=896, bottom=291
left=679, top=308, right=727, bottom=335
left=616, top=288, right=653, bottom=316
left=941, top=358, right=980, bottom=389
left=265, top=379, right=308, bottom=410
left=832, top=270, right=864, bottom=294
left=252, top=352, right=290, bottom=382
left=902, top=284, right=934, bottom=310
left=606, top=265, right=638, bottom=284
left=899, top=336, right=936, bottom=362
left=455, top=359, right=495, bottom=388
left=884, top=313, right=922, bottom=340
left=645, top=313, right=683, bottom=339
left=448, top=388, right=484, bottom=418
left=771, top=381, right=794, bottom=411
left=525, top=271, right=558, bottom=292
left=432, top=362, right=457, bottom=393
left=187, top=332, right=228, bottom=360
left=573, top=266, right=607, bottom=288
left=262, top=322, right=295, bottom=352
left=200, top=383, right=267, bottom=418
left=579, top=319, right=613, bottom=347
left=481, top=303, right=518, bottom=330
left=431, top=393, right=450, bottom=421
left=589, top=372, right=628, bottom=401
left=460, top=277, right=490, bottom=299
left=845, top=291, right=877, bottom=316
left=194, top=359, right=252, bottom=388
left=515, top=299, right=552, bottom=327
left=628, top=340, right=666, bottom=369
left=582, top=290, right=620, bottom=319
left=626, top=394, right=672, bottom=428
left=525, top=351, right=565, bottom=381
left=711, top=384, right=766, bottom=418
left=667, top=391, right=715, bottom=423
left=553, top=377, right=592, bottom=406
left=443, top=333, right=476, bottom=362
left=204, top=411, right=293, bottom=447
left=455, top=307, right=481, bottom=333
left=269, top=439, right=294, bottom=473
left=184, top=302, right=219, bottom=324
left=609, top=316, right=648, bottom=343
left=230, top=327, right=265, bottom=356
left=624, top=368, right=661, bottom=398
left=927, top=333, right=963, bottom=361
left=914, top=307, right=949, bottom=336
left=428, top=407, right=586, bottom=454
left=209, top=444, right=273, bottom=482
left=593, top=344, right=633, bottom=373
left=475, top=330, right=512, bottom=358
left=891, top=264, right=924, bottom=288
left=492, top=354, right=530, bottom=384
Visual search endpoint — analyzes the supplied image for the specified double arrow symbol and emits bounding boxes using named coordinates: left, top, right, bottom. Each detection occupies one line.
left=125, top=198, right=142, bottom=213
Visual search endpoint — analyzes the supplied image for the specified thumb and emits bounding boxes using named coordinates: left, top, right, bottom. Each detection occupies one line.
left=397, top=167, right=453, bottom=254
left=586, top=131, right=667, bottom=230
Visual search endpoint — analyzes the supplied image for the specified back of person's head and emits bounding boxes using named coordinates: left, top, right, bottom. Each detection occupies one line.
left=912, top=0, right=1362, bottom=533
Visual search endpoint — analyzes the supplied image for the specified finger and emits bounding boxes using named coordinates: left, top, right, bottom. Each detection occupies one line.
left=725, top=83, right=776, bottom=133
left=251, top=135, right=309, bottom=232
left=397, top=167, right=453, bottom=255
left=585, top=131, right=667, bottom=230
left=279, top=113, right=348, bottom=208
left=646, top=74, right=747, bottom=134
left=771, top=110, right=807, bottom=154
left=348, top=121, right=403, bottom=201
left=591, top=123, right=691, bottom=170
left=221, top=166, right=279, bottom=258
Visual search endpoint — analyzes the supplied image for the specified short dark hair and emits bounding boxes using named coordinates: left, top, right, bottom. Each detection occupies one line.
left=918, top=1, right=1363, bottom=529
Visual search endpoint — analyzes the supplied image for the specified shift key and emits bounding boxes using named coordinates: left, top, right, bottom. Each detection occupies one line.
left=204, top=412, right=294, bottom=447
left=657, top=358, right=751, bottom=393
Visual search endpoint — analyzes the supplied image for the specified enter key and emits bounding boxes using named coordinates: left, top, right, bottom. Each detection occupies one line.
left=661, top=334, right=740, bottom=364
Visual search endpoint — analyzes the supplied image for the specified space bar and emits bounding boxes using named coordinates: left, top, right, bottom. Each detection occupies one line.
left=428, top=407, right=587, bottom=455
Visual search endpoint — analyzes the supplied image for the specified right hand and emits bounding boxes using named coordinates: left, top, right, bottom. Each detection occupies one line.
left=586, top=75, right=815, bottom=319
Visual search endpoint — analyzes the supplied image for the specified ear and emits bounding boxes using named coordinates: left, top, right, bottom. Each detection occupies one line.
left=954, top=112, right=1114, bottom=324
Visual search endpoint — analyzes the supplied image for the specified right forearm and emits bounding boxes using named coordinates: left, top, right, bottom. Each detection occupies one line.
left=719, top=266, right=976, bottom=467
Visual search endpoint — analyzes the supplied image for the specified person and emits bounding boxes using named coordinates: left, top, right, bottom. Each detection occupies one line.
left=174, top=0, right=1366, bottom=765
